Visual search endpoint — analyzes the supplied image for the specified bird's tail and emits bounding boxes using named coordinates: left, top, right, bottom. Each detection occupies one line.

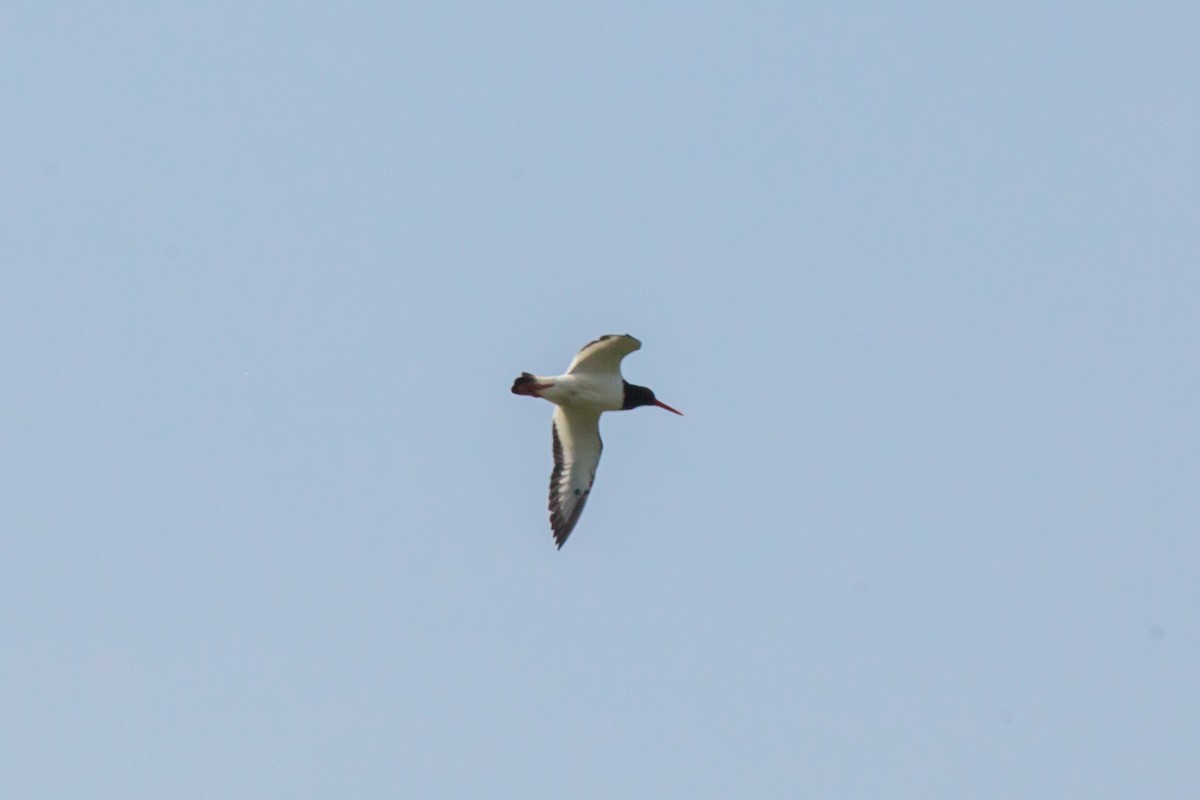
left=511, top=372, right=539, bottom=395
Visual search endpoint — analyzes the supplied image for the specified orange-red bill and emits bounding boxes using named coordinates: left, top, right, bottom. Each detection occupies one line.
left=653, top=399, right=684, bottom=416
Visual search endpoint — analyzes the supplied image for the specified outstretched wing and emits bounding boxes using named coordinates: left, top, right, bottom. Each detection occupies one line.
left=548, top=405, right=603, bottom=548
left=565, top=334, right=642, bottom=376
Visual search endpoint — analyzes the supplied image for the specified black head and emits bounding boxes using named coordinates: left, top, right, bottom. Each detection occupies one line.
left=621, top=381, right=683, bottom=415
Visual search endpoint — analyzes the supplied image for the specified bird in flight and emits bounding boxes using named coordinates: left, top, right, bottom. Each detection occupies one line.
left=511, top=334, right=683, bottom=549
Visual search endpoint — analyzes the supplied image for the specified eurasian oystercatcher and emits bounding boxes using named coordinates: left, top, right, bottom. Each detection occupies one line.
left=512, top=334, right=682, bottom=548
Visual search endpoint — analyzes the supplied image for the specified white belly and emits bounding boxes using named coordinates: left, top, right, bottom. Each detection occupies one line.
left=541, top=373, right=623, bottom=411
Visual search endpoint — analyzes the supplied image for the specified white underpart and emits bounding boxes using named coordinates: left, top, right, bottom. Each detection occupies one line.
left=530, top=334, right=644, bottom=546
left=534, top=372, right=623, bottom=410
left=534, top=333, right=643, bottom=412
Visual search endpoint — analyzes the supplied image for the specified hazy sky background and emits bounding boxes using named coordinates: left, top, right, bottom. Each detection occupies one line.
left=3, top=4, right=1198, bottom=798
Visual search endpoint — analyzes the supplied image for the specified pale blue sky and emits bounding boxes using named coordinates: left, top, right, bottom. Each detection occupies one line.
left=3, top=4, right=1198, bottom=798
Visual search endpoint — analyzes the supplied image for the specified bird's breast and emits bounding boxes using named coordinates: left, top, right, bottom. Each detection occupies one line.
left=541, top=374, right=623, bottom=411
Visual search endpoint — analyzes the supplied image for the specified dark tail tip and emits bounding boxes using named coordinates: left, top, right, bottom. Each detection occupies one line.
left=511, top=372, right=536, bottom=394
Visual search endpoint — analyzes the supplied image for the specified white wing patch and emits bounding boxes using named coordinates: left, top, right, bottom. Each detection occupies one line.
left=548, top=405, right=603, bottom=548
left=566, top=334, right=642, bottom=376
